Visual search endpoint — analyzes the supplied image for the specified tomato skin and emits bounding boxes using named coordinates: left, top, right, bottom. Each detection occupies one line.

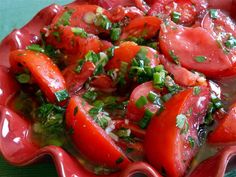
left=63, top=62, right=96, bottom=95
left=44, top=26, right=101, bottom=64
left=208, top=103, right=236, bottom=144
left=120, top=16, right=161, bottom=40
left=159, top=55, right=206, bottom=86
left=105, top=42, right=160, bottom=71
left=90, top=74, right=116, bottom=93
left=159, top=21, right=233, bottom=77
left=9, top=50, right=66, bottom=103
left=126, top=81, right=161, bottom=122
left=144, top=86, right=210, bottom=177
left=66, top=96, right=131, bottom=169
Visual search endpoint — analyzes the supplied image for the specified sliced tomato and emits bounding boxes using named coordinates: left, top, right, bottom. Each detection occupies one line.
left=208, top=102, right=236, bottom=144
left=51, top=5, right=111, bottom=34
left=126, top=81, right=161, bottom=122
left=9, top=50, right=67, bottom=103
left=159, top=21, right=233, bottom=77
left=100, top=40, right=113, bottom=51
left=66, top=96, right=131, bottom=169
left=160, top=55, right=207, bottom=86
left=90, top=74, right=116, bottom=92
left=105, top=42, right=160, bottom=71
left=144, top=86, right=210, bottom=177
left=63, top=62, right=95, bottom=95
left=120, top=16, right=161, bottom=40
left=86, top=0, right=135, bottom=9
left=44, top=25, right=102, bottom=64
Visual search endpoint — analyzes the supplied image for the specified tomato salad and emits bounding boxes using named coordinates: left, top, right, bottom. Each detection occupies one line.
left=6, top=0, right=236, bottom=176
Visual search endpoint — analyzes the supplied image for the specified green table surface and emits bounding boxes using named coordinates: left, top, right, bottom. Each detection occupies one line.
left=0, top=1, right=236, bottom=177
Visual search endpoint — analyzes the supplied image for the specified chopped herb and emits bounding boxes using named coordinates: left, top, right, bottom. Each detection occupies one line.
left=135, top=96, right=148, bottom=109
left=211, top=92, right=223, bottom=109
left=148, top=91, right=159, bottom=103
left=171, top=11, right=181, bottom=23
left=106, top=47, right=115, bottom=59
left=26, top=44, right=44, bottom=53
left=56, top=8, right=74, bottom=26
left=188, top=136, right=195, bottom=148
left=164, top=76, right=181, bottom=94
left=139, top=109, right=154, bottom=129
left=85, top=51, right=99, bottom=63
left=16, top=73, right=31, bottom=84
left=169, top=50, right=179, bottom=64
left=209, top=9, right=218, bottom=19
left=161, top=93, right=172, bottom=102
left=71, top=27, right=88, bottom=38
left=195, top=56, right=207, bottom=63
left=115, top=129, right=131, bottom=138
left=116, top=157, right=124, bottom=164
left=153, top=71, right=166, bottom=89
left=55, top=89, right=69, bottom=102
left=73, top=106, right=78, bottom=116
left=94, top=14, right=112, bottom=30
left=176, top=114, right=187, bottom=129
left=82, top=90, right=98, bottom=102
left=193, top=86, right=201, bottom=95
left=52, top=31, right=61, bottom=42
left=225, top=36, right=236, bottom=49
left=110, top=28, right=121, bottom=41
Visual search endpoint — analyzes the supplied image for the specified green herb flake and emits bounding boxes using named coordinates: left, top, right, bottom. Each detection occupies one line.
left=148, top=91, right=159, bottom=103
left=135, top=96, right=148, bottom=109
left=73, top=106, right=78, bottom=116
left=94, top=14, right=112, bottom=30
left=209, top=9, right=218, bottom=19
left=52, top=31, right=61, bottom=42
left=26, top=44, right=44, bottom=53
left=139, top=109, right=154, bottom=129
left=168, top=50, right=179, bottom=64
left=176, top=114, right=187, bottom=129
left=110, top=28, right=121, bottom=41
left=115, top=157, right=124, bottom=164
left=194, top=56, right=207, bottom=63
left=193, top=86, right=201, bottom=95
left=56, top=8, right=75, bottom=26
left=188, top=136, right=195, bottom=148
left=225, top=36, right=236, bottom=49
left=82, top=91, right=98, bottom=102
left=16, top=73, right=31, bottom=84
left=171, top=11, right=181, bottom=23
left=71, top=27, right=88, bottom=38
left=55, top=89, right=69, bottom=102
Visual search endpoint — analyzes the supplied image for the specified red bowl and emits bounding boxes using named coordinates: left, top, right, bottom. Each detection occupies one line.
left=0, top=1, right=236, bottom=177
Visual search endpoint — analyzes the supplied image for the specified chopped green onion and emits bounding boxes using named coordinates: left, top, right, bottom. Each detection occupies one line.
left=161, top=93, right=172, bottom=102
left=56, top=8, right=75, bottom=26
left=193, top=86, right=201, bottom=95
left=16, top=73, right=31, bottom=84
left=82, top=90, right=98, bottom=102
left=139, top=109, right=154, bottom=129
left=176, top=114, right=187, bottom=129
left=110, top=28, right=121, bottom=41
left=211, top=92, right=223, bottom=109
left=153, top=71, right=165, bottom=88
left=85, top=51, right=99, bottom=63
left=135, top=96, right=148, bottom=109
left=115, top=129, right=131, bottom=138
left=93, top=100, right=105, bottom=108
left=225, top=36, right=236, bottom=49
left=71, top=27, right=88, bottom=38
left=107, top=47, right=115, bottom=59
left=154, top=65, right=164, bottom=72
left=171, top=11, right=181, bottom=23
left=148, top=91, right=159, bottom=103
left=169, top=50, right=179, bottom=64
left=54, top=89, right=69, bottom=102
left=26, top=44, right=44, bottom=53
left=209, top=9, right=218, bottom=19
left=94, top=14, right=112, bottom=30
left=195, top=56, right=207, bottom=63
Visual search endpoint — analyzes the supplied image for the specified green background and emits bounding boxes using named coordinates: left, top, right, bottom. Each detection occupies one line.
left=0, top=0, right=236, bottom=177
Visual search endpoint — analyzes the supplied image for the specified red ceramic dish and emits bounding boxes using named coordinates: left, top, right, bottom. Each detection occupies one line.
left=0, top=1, right=236, bottom=177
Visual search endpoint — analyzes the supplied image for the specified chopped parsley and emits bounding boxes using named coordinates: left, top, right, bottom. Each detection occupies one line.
left=56, top=8, right=75, bottom=26
left=110, top=28, right=121, bottom=41
left=54, top=89, right=69, bottom=102
left=171, top=11, right=181, bottom=23
left=26, top=44, right=44, bottom=53
left=209, top=9, right=218, bottom=19
left=225, top=36, right=236, bottom=49
left=82, top=90, right=98, bottom=102
left=176, top=114, right=187, bottom=129
left=193, top=86, right=201, bottom=95
left=188, top=136, right=195, bottom=148
left=168, top=50, right=179, bottom=64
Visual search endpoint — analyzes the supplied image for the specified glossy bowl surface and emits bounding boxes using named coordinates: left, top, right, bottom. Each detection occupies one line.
left=0, top=1, right=236, bottom=177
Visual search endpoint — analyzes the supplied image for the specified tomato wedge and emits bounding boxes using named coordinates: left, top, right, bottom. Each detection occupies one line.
left=208, top=102, right=236, bottom=144
left=9, top=50, right=67, bottom=103
left=63, top=62, right=96, bottom=95
left=66, top=96, right=131, bottom=169
left=51, top=5, right=111, bottom=35
left=126, top=81, right=161, bottom=122
left=144, top=86, right=210, bottom=177
left=120, top=16, right=161, bottom=40
left=105, top=42, right=159, bottom=71
left=159, top=55, right=206, bottom=86
left=159, top=21, right=233, bottom=77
